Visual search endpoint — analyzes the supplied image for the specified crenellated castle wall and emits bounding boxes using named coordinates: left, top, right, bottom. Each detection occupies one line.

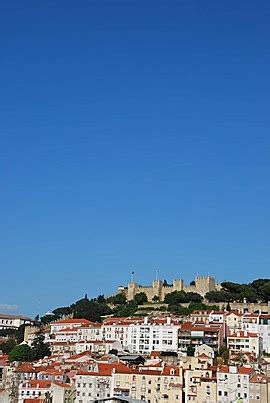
left=120, top=276, right=219, bottom=301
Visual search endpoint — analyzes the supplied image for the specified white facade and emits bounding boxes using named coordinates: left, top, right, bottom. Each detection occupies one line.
left=75, top=372, right=112, bottom=402
left=216, top=367, right=253, bottom=403
left=101, top=323, right=129, bottom=348
left=78, top=325, right=102, bottom=342
left=75, top=340, right=114, bottom=355
left=209, top=311, right=225, bottom=324
left=18, top=380, right=51, bottom=402
left=227, top=331, right=261, bottom=358
left=225, top=312, right=243, bottom=331
left=54, top=329, right=79, bottom=343
left=50, top=319, right=91, bottom=334
left=0, top=314, right=33, bottom=330
left=127, top=319, right=179, bottom=354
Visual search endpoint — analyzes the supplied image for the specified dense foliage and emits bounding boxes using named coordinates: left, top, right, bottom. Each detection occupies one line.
left=205, top=279, right=270, bottom=303
left=8, top=331, right=50, bottom=362
left=164, top=291, right=203, bottom=305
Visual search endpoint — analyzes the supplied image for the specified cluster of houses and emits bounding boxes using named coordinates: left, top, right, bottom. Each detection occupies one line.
left=1, top=309, right=270, bottom=402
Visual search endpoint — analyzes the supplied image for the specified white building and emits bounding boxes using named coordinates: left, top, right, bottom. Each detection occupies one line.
left=75, top=340, right=116, bottom=355
left=54, top=328, right=79, bottom=343
left=216, top=366, right=254, bottom=403
left=225, top=312, right=243, bottom=331
left=227, top=330, right=262, bottom=358
left=242, top=314, right=270, bottom=354
left=101, top=318, right=133, bottom=348
left=75, top=363, right=118, bottom=402
left=78, top=323, right=102, bottom=342
left=18, top=379, right=51, bottom=402
left=127, top=317, right=180, bottom=355
left=209, top=311, right=225, bottom=324
left=258, top=314, right=270, bottom=354
left=50, top=318, right=92, bottom=334
left=0, top=314, right=34, bottom=330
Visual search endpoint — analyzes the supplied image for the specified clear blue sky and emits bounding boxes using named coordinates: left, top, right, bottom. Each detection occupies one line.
left=1, top=1, right=270, bottom=316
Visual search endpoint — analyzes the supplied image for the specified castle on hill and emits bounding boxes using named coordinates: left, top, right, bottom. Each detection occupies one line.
left=117, top=275, right=220, bottom=301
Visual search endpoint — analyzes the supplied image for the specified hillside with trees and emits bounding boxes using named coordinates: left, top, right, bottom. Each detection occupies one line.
left=205, top=279, right=270, bottom=303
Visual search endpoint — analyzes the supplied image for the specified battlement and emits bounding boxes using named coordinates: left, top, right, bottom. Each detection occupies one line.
left=119, top=274, right=218, bottom=301
left=195, top=275, right=214, bottom=280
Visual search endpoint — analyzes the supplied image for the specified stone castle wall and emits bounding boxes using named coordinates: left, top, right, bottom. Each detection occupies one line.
left=120, top=276, right=218, bottom=301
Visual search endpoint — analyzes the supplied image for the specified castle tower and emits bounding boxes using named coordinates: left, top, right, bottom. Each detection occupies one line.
left=172, top=279, right=184, bottom=292
left=152, top=280, right=163, bottom=300
left=127, top=282, right=139, bottom=301
left=195, top=276, right=216, bottom=296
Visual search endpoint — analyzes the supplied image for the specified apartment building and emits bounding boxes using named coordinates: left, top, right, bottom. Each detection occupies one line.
left=127, top=317, right=180, bottom=354
left=216, top=366, right=254, bottom=402
left=75, top=363, right=127, bottom=402
left=75, top=340, right=117, bottom=355
left=18, top=379, right=51, bottom=402
left=178, top=322, right=225, bottom=353
left=77, top=323, right=102, bottom=342
left=249, top=373, right=270, bottom=402
left=50, top=319, right=92, bottom=334
left=184, top=368, right=217, bottom=403
left=51, top=381, right=76, bottom=403
left=112, top=364, right=183, bottom=403
left=227, top=330, right=262, bottom=358
left=0, top=313, right=34, bottom=330
left=225, top=312, right=243, bottom=331
left=242, top=313, right=270, bottom=354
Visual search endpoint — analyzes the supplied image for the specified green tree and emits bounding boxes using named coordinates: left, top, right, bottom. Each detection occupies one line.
left=164, top=291, right=188, bottom=305
left=259, top=282, right=270, bottom=302
left=40, top=314, right=56, bottom=325
left=9, top=344, right=33, bottom=362
left=96, top=295, right=106, bottom=303
left=52, top=306, right=71, bottom=319
left=72, top=297, right=112, bottom=322
left=110, top=293, right=127, bottom=305
left=113, top=301, right=137, bottom=317
left=31, top=330, right=51, bottom=360
left=186, top=345, right=195, bottom=357
left=218, top=346, right=229, bottom=365
left=205, top=290, right=232, bottom=303
left=0, top=339, right=17, bottom=354
left=134, top=292, right=148, bottom=305
left=186, top=292, right=203, bottom=303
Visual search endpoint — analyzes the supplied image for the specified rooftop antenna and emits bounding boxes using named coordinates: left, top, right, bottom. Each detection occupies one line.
left=155, top=268, right=159, bottom=281
left=131, top=271, right=135, bottom=282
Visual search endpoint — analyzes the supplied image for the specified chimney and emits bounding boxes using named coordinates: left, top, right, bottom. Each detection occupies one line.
left=167, top=317, right=171, bottom=325
left=144, top=316, right=148, bottom=325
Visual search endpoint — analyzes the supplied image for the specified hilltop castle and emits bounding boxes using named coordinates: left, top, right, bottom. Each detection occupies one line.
left=117, top=276, right=219, bottom=301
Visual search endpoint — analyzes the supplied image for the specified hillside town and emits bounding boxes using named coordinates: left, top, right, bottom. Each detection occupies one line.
left=1, top=280, right=270, bottom=403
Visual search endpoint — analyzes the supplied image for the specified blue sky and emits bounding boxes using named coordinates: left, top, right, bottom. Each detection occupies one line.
left=1, top=1, right=270, bottom=316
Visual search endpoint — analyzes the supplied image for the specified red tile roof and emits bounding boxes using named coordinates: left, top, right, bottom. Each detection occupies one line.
left=228, top=331, right=258, bottom=338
